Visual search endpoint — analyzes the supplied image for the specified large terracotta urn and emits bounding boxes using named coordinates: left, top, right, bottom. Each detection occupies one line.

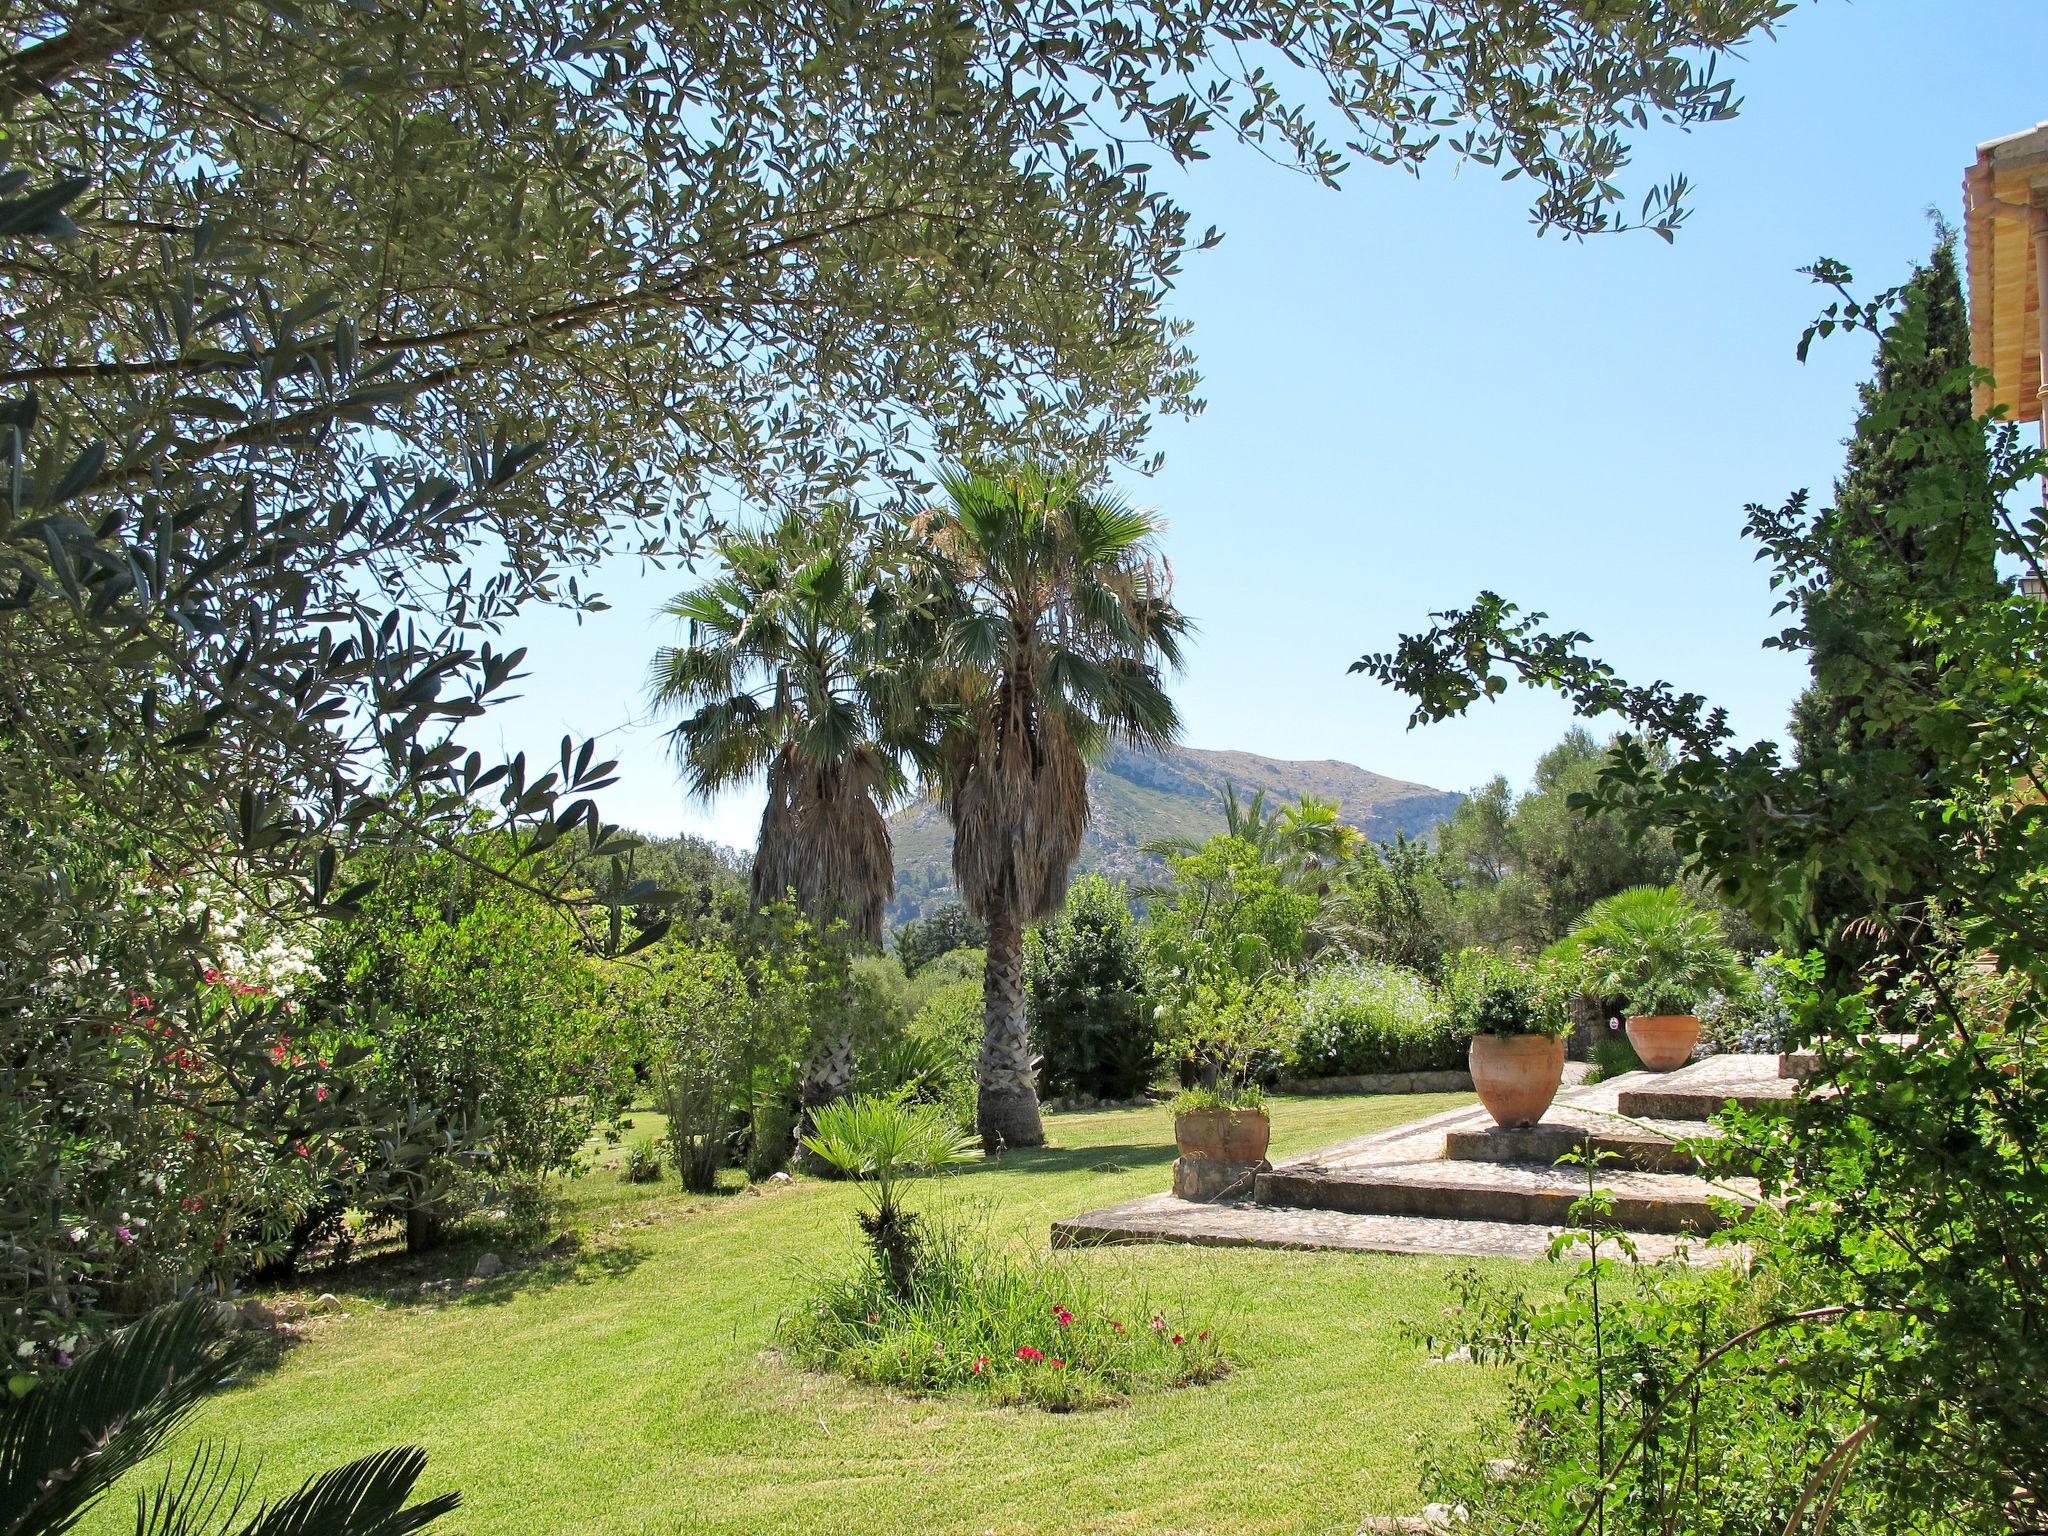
left=1626, top=1014, right=1702, bottom=1072
left=1173, top=1106, right=1271, bottom=1164
left=1468, top=1034, right=1565, bottom=1128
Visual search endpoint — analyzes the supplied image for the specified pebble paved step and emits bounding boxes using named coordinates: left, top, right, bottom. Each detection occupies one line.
left=1051, top=1193, right=1723, bottom=1264
left=1255, top=1153, right=1745, bottom=1235
left=1443, top=1115, right=1721, bottom=1175
left=1050, top=1058, right=1778, bottom=1259
left=1777, top=1034, right=1918, bottom=1079
left=1614, top=1053, right=1795, bottom=1121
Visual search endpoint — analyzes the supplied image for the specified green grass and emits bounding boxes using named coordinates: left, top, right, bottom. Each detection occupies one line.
left=93, top=1093, right=1557, bottom=1536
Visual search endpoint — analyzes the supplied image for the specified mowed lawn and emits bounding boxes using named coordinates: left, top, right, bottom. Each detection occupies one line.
left=91, top=1093, right=1558, bottom=1536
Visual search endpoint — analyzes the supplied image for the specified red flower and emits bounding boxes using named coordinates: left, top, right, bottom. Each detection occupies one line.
left=867, top=1313, right=878, bottom=1323
left=1015, top=1346, right=1043, bottom=1362
left=1171, top=1335, right=1184, bottom=1345
left=1053, top=1307, right=1073, bottom=1327
left=1049, top=1359, right=1065, bottom=1370
left=1198, top=1331, right=1210, bottom=1342
left=972, top=1357, right=988, bottom=1374
left=1109, top=1320, right=1125, bottom=1334
left=292, top=1142, right=310, bottom=1158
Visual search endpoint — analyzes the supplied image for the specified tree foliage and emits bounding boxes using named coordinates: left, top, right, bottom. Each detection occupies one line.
left=893, top=905, right=988, bottom=977
left=1026, top=875, right=1153, bottom=1101
left=1359, top=261, right=2048, bottom=1532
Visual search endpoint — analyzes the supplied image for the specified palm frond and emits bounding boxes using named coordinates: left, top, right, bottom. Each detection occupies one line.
left=0, top=1298, right=250, bottom=1536
left=235, top=1447, right=458, bottom=1536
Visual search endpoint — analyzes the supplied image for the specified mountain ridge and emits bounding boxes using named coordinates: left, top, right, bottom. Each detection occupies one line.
left=886, top=741, right=1461, bottom=927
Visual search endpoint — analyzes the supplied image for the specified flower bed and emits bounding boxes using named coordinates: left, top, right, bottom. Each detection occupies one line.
left=779, top=1223, right=1227, bottom=1410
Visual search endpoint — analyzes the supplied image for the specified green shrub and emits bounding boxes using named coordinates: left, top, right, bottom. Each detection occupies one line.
left=1442, top=947, right=1570, bottom=1039
left=1026, top=875, right=1154, bottom=1101
left=1583, top=1030, right=1644, bottom=1084
left=901, top=979, right=982, bottom=1130
left=621, top=1140, right=664, bottom=1184
left=1289, top=962, right=1455, bottom=1077
left=779, top=1219, right=1227, bottom=1411
left=1161, top=972, right=1297, bottom=1110
left=893, top=905, right=986, bottom=976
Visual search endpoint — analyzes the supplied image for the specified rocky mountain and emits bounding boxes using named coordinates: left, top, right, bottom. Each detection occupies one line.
left=885, top=741, right=1461, bottom=927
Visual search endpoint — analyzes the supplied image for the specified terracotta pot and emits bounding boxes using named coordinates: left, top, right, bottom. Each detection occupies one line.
left=1174, top=1106, right=1271, bottom=1164
left=1468, top=1034, right=1565, bottom=1128
left=1626, top=1014, right=1702, bottom=1072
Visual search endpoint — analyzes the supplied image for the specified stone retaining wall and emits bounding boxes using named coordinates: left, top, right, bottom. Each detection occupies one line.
left=1275, top=1069, right=1474, bottom=1096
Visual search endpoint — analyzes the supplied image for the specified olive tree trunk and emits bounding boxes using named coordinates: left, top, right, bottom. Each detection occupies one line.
left=975, top=901, right=1044, bottom=1149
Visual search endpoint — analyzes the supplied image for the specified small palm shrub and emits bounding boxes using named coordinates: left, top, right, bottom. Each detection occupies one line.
left=1289, top=963, right=1454, bottom=1076
left=1560, top=885, right=1740, bottom=1017
left=800, top=1096, right=978, bottom=1295
left=779, top=1222, right=1226, bottom=1411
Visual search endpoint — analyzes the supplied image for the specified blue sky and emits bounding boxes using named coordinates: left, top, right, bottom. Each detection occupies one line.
left=493, top=0, right=2048, bottom=851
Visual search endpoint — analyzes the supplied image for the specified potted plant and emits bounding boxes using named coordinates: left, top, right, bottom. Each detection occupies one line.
left=1563, top=885, right=1741, bottom=1071
left=1162, top=972, right=1296, bottom=1165
left=1447, top=948, right=1571, bottom=1128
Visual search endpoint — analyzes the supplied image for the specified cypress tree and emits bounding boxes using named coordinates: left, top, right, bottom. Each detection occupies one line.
left=1790, top=231, right=2004, bottom=972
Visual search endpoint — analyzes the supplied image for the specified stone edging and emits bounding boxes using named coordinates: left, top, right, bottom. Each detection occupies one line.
left=1275, top=1069, right=1473, bottom=1096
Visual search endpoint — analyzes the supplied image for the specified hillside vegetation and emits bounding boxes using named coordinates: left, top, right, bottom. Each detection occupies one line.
left=887, top=742, right=1458, bottom=926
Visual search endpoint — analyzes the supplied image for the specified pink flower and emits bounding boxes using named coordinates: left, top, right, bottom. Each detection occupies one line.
left=1171, top=1334, right=1184, bottom=1345
left=1109, top=1321, right=1125, bottom=1334
left=1150, top=1315, right=1166, bottom=1331
left=1053, top=1307, right=1073, bottom=1327
left=116, top=1226, right=133, bottom=1243
left=972, top=1357, right=988, bottom=1374
left=1016, top=1346, right=1043, bottom=1362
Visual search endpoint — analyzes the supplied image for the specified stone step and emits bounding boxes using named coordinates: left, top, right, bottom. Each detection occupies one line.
left=1442, top=1118, right=1721, bottom=1175
left=1051, top=1192, right=1728, bottom=1264
left=1777, top=1034, right=1918, bottom=1079
left=1614, top=1053, right=1796, bottom=1121
left=1255, top=1155, right=1746, bottom=1236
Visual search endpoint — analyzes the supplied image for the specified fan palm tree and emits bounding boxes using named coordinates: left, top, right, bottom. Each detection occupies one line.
left=649, top=507, right=926, bottom=1107
left=919, top=464, right=1189, bottom=1149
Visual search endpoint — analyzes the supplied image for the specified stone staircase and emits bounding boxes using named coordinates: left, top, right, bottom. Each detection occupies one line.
left=1053, top=1054, right=1785, bottom=1261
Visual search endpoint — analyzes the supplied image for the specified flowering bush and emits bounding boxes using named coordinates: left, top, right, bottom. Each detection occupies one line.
left=1696, top=954, right=1794, bottom=1054
left=779, top=1220, right=1226, bottom=1410
left=1442, top=947, right=1570, bottom=1040
left=1288, top=962, right=1454, bottom=1077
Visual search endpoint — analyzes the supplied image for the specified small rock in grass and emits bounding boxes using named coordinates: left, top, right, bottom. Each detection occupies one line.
left=472, top=1253, right=504, bottom=1280
left=238, top=1299, right=278, bottom=1330
left=769, top=1171, right=793, bottom=1184
left=311, top=1293, right=343, bottom=1314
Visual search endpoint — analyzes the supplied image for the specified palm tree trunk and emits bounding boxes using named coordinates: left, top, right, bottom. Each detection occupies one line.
left=975, top=900, right=1044, bottom=1149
